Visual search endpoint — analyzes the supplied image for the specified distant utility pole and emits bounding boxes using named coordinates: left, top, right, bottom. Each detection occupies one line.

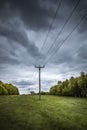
left=35, top=65, right=45, bottom=100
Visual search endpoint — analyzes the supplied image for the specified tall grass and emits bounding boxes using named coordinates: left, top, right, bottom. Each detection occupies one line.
left=0, top=95, right=87, bottom=130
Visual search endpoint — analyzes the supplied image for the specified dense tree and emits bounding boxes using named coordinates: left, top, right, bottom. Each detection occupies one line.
left=49, top=72, right=87, bottom=97
left=0, top=81, right=19, bottom=95
left=56, top=83, right=62, bottom=96
left=77, top=73, right=87, bottom=97
left=50, top=85, right=57, bottom=95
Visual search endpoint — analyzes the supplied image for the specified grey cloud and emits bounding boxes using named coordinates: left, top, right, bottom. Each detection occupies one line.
left=0, top=0, right=87, bottom=94
left=0, top=0, right=87, bottom=32
left=0, top=40, right=19, bottom=65
left=0, top=55, right=19, bottom=65
left=78, top=15, right=87, bottom=33
left=12, top=80, right=34, bottom=86
left=0, top=19, right=41, bottom=58
left=0, top=0, right=54, bottom=30
left=76, top=45, right=87, bottom=61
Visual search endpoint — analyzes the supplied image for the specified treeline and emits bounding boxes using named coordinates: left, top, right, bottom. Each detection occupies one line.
left=30, top=91, right=49, bottom=95
left=49, top=72, right=87, bottom=97
left=0, top=81, right=19, bottom=95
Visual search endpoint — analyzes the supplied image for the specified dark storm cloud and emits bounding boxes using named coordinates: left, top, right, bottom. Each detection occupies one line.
left=0, top=0, right=87, bottom=64
left=64, top=0, right=87, bottom=32
left=0, top=0, right=87, bottom=31
left=0, top=0, right=87, bottom=94
left=0, top=19, right=41, bottom=58
left=0, top=0, right=54, bottom=68
left=0, top=0, right=54, bottom=30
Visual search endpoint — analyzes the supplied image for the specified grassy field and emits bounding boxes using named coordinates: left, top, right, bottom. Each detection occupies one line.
left=0, top=95, right=87, bottom=130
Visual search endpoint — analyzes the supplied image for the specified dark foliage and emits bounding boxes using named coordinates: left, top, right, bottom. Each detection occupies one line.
left=49, top=72, right=87, bottom=97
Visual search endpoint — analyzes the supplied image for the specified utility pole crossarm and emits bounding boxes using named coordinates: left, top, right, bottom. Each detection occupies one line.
left=35, top=65, right=45, bottom=68
left=35, top=65, right=45, bottom=100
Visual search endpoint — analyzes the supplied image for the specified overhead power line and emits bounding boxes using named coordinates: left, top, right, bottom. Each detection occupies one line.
left=33, top=0, right=80, bottom=83
left=40, top=0, right=62, bottom=51
left=34, top=0, right=62, bottom=83
left=35, top=0, right=62, bottom=65
left=43, top=0, right=80, bottom=63
left=44, top=13, right=87, bottom=65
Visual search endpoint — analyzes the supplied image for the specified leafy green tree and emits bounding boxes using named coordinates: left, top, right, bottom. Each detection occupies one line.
left=50, top=85, right=57, bottom=95
left=0, top=84, right=8, bottom=95
left=0, top=81, right=19, bottom=95
left=62, top=86, right=69, bottom=96
left=56, top=83, right=62, bottom=96
left=77, top=73, right=87, bottom=97
left=50, top=72, right=87, bottom=97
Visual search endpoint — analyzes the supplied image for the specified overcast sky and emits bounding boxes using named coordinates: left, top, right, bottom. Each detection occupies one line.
left=0, top=0, right=87, bottom=94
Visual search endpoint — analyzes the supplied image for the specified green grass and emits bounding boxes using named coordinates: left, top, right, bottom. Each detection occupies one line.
left=0, top=95, right=87, bottom=130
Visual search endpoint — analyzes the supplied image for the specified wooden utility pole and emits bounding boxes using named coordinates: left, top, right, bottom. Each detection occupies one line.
left=35, top=65, right=45, bottom=100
